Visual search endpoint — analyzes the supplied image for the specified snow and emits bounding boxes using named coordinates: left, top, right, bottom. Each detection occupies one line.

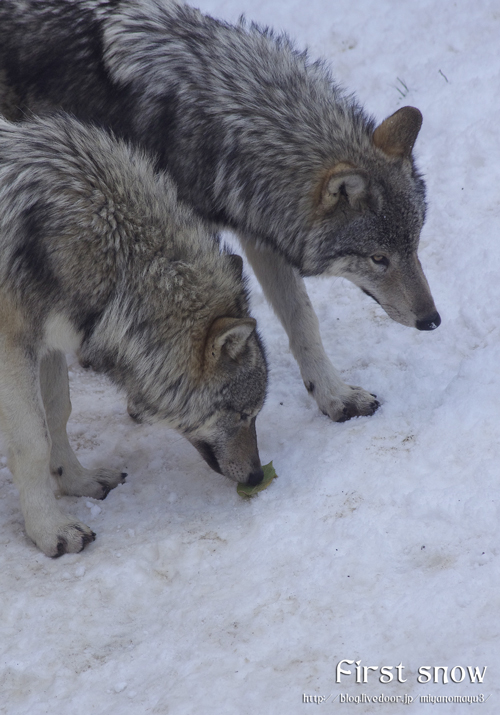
left=1, top=1, right=499, bottom=713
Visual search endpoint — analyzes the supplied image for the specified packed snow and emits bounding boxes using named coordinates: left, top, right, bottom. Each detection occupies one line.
left=1, top=1, right=499, bottom=713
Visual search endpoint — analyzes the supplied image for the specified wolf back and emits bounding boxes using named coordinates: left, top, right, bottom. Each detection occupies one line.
left=0, top=112, right=267, bottom=556
left=0, top=0, right=440, bottom=423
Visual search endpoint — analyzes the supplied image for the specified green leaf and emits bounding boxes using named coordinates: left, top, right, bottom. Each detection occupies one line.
left=237, top=461, right=277, bottom=498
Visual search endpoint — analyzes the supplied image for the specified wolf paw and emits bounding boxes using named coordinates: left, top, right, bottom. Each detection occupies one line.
left=54, top=523, right=96, bottom=557
left=89, top=469, right=127, bottom=500
left=55, top=466, right=127, bottom=499
left=309, top=381, right=380, bottom=422
left=336, top=385, right=380, bottom=422
left=26, top=517, right=96, bottom=558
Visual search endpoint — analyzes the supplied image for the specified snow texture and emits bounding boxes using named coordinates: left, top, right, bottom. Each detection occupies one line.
left=1, top=1, right=499, bottom=713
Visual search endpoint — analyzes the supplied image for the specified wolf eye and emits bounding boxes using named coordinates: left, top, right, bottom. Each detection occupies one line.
left=239, top=413, right=249, bottom=422
left=371, top=255, right=389, bottom=266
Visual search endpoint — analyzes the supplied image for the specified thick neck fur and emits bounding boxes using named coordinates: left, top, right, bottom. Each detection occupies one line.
left=81, top=250, right=250, bottom=429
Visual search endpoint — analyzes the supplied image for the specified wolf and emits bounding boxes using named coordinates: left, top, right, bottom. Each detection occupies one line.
left=0, top=0, right=440, bottom=422
left=0, top=113, right=268, bottom=556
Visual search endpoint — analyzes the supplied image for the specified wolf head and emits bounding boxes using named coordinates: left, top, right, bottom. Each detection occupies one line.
left=121, top=302, right=268, bottom=487
left=306, top=107, right=440, bottom=331
left=185, top=316, right=268, bottom=486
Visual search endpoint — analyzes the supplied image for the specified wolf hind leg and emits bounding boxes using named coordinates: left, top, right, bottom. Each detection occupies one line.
left=40, top=350, right=126, bottom=500
left=242, top=242, right=380, bottom=422
left=0, top=341, right=95, bottom=556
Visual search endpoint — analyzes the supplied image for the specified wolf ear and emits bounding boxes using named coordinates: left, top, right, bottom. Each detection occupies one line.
left=373, top=106, right=422, bottom=159
left=321, top=168, right=367, bottom=210
left=206, top=317, right=256, bottom=363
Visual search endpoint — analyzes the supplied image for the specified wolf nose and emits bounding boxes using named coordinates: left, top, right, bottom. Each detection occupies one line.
left=246, top=469, right=264, bottom=487
left=416, top=311, right=441, bottom=331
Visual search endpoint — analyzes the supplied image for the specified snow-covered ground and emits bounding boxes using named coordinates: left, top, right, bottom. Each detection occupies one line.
left=1, top=1, right=499, bottom=713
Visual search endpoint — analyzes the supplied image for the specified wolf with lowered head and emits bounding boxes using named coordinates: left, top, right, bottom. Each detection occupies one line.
left=0, top=113, right=267, bottom=556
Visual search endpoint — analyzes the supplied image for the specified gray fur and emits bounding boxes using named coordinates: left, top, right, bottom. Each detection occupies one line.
left=0, top=113, right=267, bottom=556
left=0, top=0, right=440, bottom=422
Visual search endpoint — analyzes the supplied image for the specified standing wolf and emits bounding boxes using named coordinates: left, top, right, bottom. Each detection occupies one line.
left=0, top=113, right=267, bottom=556
left=0, top=0, right=440, bottom=422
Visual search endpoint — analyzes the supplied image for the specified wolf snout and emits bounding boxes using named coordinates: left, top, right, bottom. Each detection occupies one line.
left=245, top=468, right=264, bottom=487
left=416, top=311, right=441, bottom=331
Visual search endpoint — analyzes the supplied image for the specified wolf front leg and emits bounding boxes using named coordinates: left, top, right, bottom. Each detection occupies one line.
left=40, top=350, right=126, bottom=500
left=0, top=342, right=95, bottom=556
left=243, top=243, right=379, bottom=421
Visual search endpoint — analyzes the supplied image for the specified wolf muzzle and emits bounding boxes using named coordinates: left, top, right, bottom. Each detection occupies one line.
left=194, top=441, right=264, bottom=486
